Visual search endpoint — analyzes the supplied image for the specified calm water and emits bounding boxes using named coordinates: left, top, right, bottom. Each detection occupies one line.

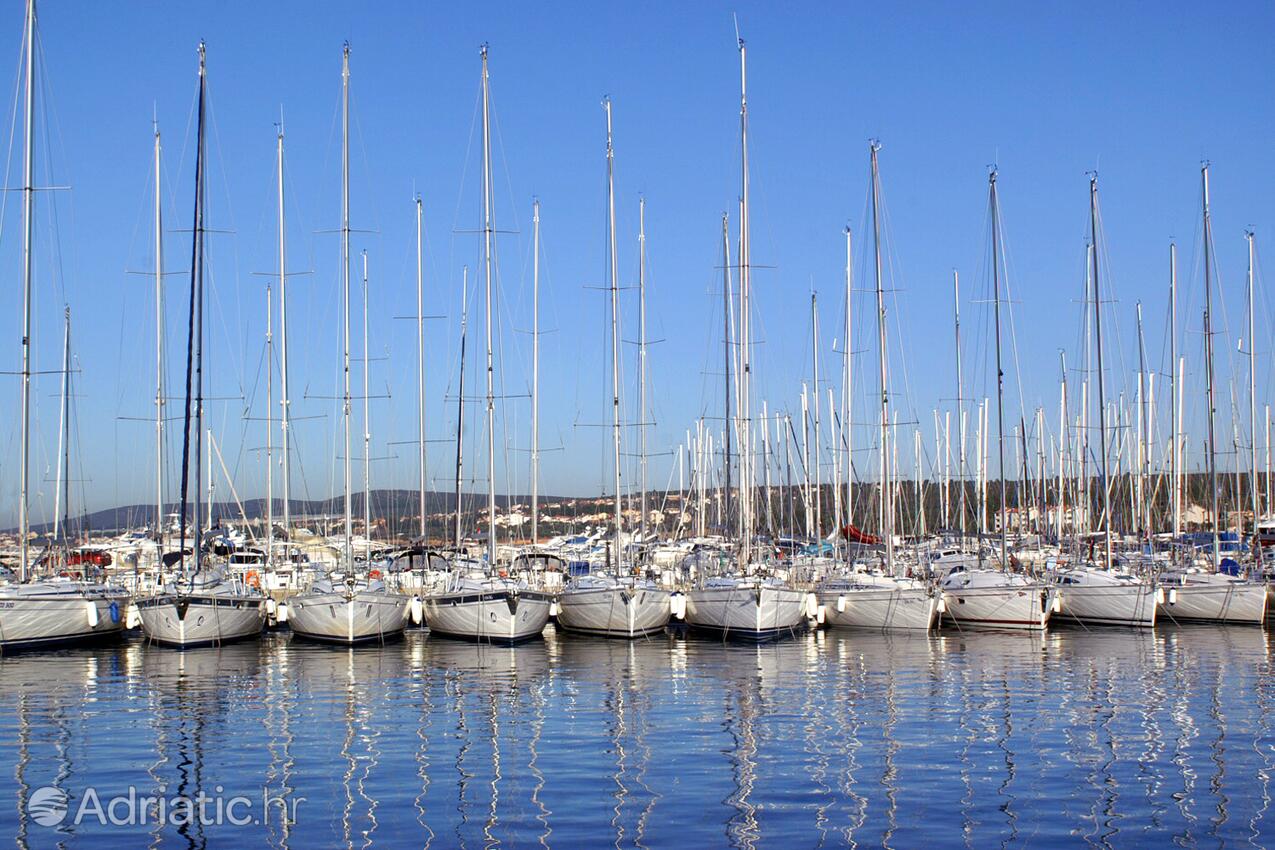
left=0, top=625, right=1272, bottom=848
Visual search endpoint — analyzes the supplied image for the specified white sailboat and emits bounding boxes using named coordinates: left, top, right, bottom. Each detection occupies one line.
left=940, top=170, right=1056, bottom=631
left=287, top=44, right=409, bottom=645
left=0, top=0, right=130, bottom=651
left=423, top=46, right=551, bottom=644
left=137, top=43, right=266, bottom=648
left=1156, top=165, right=1266, bottom=626
left=684, top=38, right=807, bottom=641
left=1054, top=176, right=1157, bottom=628
left=818, top=142, right=938, bottom=632
left=558, top=103, right=670, bottom=638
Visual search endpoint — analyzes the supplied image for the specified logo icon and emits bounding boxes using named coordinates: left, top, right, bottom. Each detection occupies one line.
left=27, top=786, right=69, bottom=827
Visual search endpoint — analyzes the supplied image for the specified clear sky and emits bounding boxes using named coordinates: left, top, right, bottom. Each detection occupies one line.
left=2, top=1, right=1274, bottom=527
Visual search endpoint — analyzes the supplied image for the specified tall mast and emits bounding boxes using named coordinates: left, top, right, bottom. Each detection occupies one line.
left=416, top=196, right=426, bottom=539
left=17, top=0, right=35, bottom=580
left=531, top=199, right=540, bottom=546
left=480, top=45, right=497, bottom=569
left=1202, top=165, right=1220, bottom=567
left=1247, top=230, right=1258, bottom=534
left=1136, top=301, right=1149, bottom=538
left=604, top=98, right=623, bottom=567
left=361, top=250, right=371, bottom=545
left=277, top=126, right=292, bottom=543
left=454, top=268, right=468, bottom=549
left=265, top=281, right=273, bottom=564
left=53, top=307, right=70, bottom=544
left=988, top=170, right=1008, bottom=569
left=1169, top=242, right=1180, bottom=537
left=870, top=142, right=891, bottom=566
left=811, top=292, right=821, bottom=540
left=154, top=125, right=166, bottom=556
left=340, top=43, right=353, bottom=569
left=953, top=270, right=966, bottom=538
left=638, top=197, right=648, bottom=544
left=721, top=213, right=733, bottom=532
left=737, top=37, right=753, bottom=564
left=842, top=227, right=853, bottom=544
left=178, top=41, right=209, bottom=578
left=1088, top=176, right=1111, bottom=569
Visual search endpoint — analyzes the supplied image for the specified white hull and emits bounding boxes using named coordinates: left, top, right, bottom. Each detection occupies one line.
left=288, top=589, right=410, bottom=644
left=684, top=583, right=807, bottom=640
left=0, top=585, right=129, bottom=649
left=137, top=594, right=265, bottom=647
left=1055, top=583, right=1157, bottom=627
left=424, top=589, right=552, bottom=643
left=556, top=586, right=670, bottom=638
left=818, top=585, right=938, bottom=631
left=1158, top=582, right=1267, bottom=625
left=942, top=584, right=1054, bottom=631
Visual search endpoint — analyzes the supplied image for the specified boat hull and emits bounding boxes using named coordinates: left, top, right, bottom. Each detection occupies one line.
left=818, top=586, right=938, bottom=631
left=0, top=588, right=129, bottom=650
left=1055, top=583, right=1157, bottom=628
left=288, top=590, right=411, bottom=644
left=136, top=594, right=265, bottom=648
left=556, top=586, right=671, bottom=638
left=684, top=584, right=807, bottom=641
left=942, top=584, right=1054, bottom=631
left=423, top=590, right=552, bottom=644
left=1158, top=582, right=1267, bottom=625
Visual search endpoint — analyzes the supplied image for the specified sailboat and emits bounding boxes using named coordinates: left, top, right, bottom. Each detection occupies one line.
left=288, top=44, right=410, bottom=644
left=136, top=43, right=266, bottom=648
left=1156, top=165, right=1266, bottom=625
left=0, top=0, right=130, bottom=651
left=557, top=99, right=671, bottom=639
left=940, top=170, right=1057, bottom=630
left=818, top=143, right=938, bottom=631
left=683, top=38, right=807, bottom=641
left=1053, top=176, right=1158, bottom=627
left=422, top=45, right=552, bottom=644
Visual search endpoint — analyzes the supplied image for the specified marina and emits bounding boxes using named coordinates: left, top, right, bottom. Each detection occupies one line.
left=2, top=0, right=1275, bottom=844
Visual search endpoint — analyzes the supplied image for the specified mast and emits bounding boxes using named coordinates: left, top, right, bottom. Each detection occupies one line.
left=953, top=269, right=966, bottom=539
left=265, top=281, right=273, bottom=565
left=1089, top=176, right=1111, bottom=568
left=842, top=227, right=853, bottom=545
left=454, top=268, right=468, bottom=549
left=1247, top=230, right=1258, bottom=534
left=1202, top=165, right=1220, bottom=567
left=277, top=126, right=292, bottom=544
left=531, top=199, right=540, bottom=546
left=154, top=124, right=165, bottom=556
left=416, top=195, right=427, bottom=539
left=178, top=41, right=209, bottom=579
left=604, top=98, right=623, bottom=568
left=340, top=43, right=353, bottom=570
left=1170, top=242, right=1180, bottom=537
left=721, top=213, right=732, bottom=532
left=1136, top=301, right=1149, bottom=538
left=638, top=197, right=648, bottom=544
left=989, top=169, right=1008, bottom=569
left=53, top=307, right=70, bottom=545
left=361, top=250, right=371, bottom=545
left=480, top=45, right=497, bottom=569
left=17, top=0, right=35, bottom=580
left=737, top=37, right=753, bottom=564
left=870, top=142, right=892, bottom=567
left=811, top=292, right=821, bottom=541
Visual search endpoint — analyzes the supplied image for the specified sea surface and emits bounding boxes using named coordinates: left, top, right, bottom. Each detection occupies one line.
left=0, top=624, right=1272, bottom=848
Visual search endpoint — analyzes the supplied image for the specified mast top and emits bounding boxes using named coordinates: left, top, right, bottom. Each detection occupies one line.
left=198, top=40, right=206, bottom=73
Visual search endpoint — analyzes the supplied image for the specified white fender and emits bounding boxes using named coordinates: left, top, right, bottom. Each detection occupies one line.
left=805, top=593, right=819, bottom=618
left=549, top=601, right=560, bottom=618
left=1167, top=588, right=1177, bottom=604
left=815, top=604, right=826, bottom=625
left=1155, top=587, right=1165, bottom=604
left=1052, top=592, right=1062, bottom=613
left=276, top=602, right=289, bottom=623
left=410, top=596, right=424, bottom=625
left=84, top=599, right=99, bottom=628
left=125, top=604, right=143, bottom=629
left=936, top=596, right=947, bottom=614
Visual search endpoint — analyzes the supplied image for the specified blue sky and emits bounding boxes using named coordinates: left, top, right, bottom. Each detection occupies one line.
left=2, top=1, right=1274, bottom=526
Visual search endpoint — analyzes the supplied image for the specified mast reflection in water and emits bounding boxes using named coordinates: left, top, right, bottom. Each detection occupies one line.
left=0, top=627, right=1271, bottom=847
